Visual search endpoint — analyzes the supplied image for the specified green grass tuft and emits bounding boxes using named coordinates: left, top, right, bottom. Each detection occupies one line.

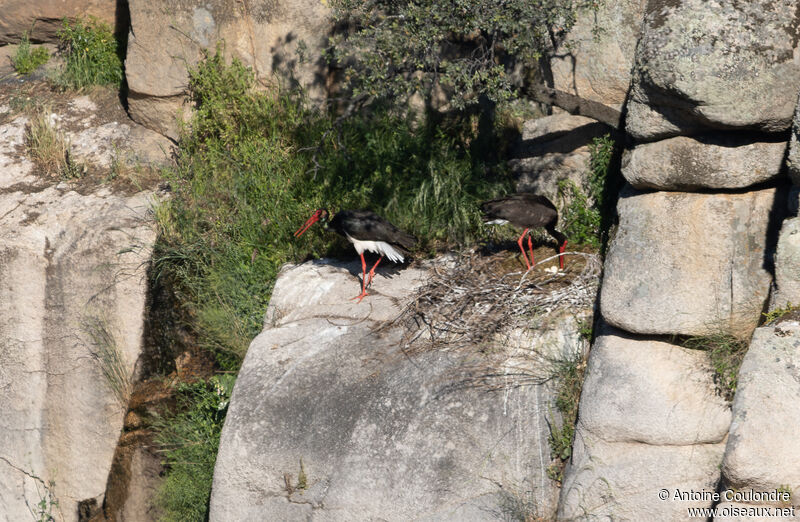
left=83, top=316, right=132, bottom=406
left=12, top=33, right=49, bottom=75
left=547, top=353, right=587, bottom=482
left=682, top=333, right=748, bottom=401
left=54, top=16, right=124, bottom=90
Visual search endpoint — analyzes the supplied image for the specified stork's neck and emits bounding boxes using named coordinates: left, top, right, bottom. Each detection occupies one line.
left=547, top=225, right=567, bottom=246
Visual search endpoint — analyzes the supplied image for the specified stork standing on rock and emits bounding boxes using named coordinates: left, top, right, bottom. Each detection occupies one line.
left=480, top=193, right=568, bottom=270
left=294, top=209, right=417, bottom=302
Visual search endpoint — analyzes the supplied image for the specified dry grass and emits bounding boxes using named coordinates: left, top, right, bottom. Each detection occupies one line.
left=84, top=316, right=132, bottom=407
left=25, top=107, right=83, bottom=178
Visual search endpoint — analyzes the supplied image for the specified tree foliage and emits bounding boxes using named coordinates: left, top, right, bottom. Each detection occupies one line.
left=329, top=0, right=600, bottom=110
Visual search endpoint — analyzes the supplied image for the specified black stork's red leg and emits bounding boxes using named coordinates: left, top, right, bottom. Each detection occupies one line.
left=527, top=234, right=535, bottom=268
left=352, top=253, right=370, bottom=302
left=558, top=240, right=567, bottom=270
left=365, top=256, right=383, bottom=288
left=352, top=254, right=385, bottom=302
left=516, top=228, right=532, bottom=270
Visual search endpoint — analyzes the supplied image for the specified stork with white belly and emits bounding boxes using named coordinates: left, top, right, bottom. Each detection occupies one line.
left=294, top=209, right=417, bottom=302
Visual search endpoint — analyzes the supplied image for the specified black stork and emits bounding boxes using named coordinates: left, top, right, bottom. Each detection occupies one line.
left=480, top=193, right=568, bottom=270
left=294, top=209, right=417, bottom=302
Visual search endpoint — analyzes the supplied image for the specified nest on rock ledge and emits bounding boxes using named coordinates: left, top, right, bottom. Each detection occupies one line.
left=390, top=248, right=602, bottom=355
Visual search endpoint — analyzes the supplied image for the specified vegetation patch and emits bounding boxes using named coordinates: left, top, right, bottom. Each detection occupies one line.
left=25, top=106, right=84, bottom=179
left=547, top=352, right=587, bottom=483
left=558, top=134, right=619, bottom=250
left=763, top=303, right=800, bottom=325
left=33, top=479, right=59, bottom=522
left=84, top=316, right=132, bottom=407
left=151, top=374, right=234, bottom=522
left=682, top=334, right=748, bottom=401
left=12, top=33, right=50, bottom=76
left=54, top=17, right=124, bottom=90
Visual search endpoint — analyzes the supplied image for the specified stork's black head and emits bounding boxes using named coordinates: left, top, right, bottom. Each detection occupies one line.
left=294, top=208, right=330, bottom=237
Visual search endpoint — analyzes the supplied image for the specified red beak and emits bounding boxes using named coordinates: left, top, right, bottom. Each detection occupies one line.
left=559, top=241, right=567, bottom=269
left=294, top=213, right=320, bottom=237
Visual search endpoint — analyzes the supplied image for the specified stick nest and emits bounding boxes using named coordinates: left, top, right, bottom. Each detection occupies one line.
left=392, top=249, right=602, bottom=354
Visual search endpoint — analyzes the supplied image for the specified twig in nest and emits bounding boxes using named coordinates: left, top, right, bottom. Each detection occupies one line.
left=390, top=250, right=601, bottom=354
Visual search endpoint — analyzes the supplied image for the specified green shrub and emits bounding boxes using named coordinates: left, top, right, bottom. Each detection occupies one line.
left=12, top=33, right=49, bottom=75
left=557, top=134, right=617, bottom=249
left=55, top=17, right=124, bottom=89
left=152, top=375, right=235, bottom=522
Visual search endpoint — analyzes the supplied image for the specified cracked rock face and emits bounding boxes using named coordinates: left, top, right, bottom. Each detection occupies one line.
left=722, top=322, right=800, bottom=494
left=0, top=87, right=161, bottom=522
left=0, top=185, right=155, bottom=522
left=558, top=327, right=730, bottom=520
left=626, top=0, right=800, bottom=140
left=600, top=185, right=782, bottom=339
left=550, top=0, right=647, bottom=109
left=210, top=259, right=590, bottom=521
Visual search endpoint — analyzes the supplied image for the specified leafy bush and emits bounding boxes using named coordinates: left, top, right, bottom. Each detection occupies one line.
left=12, top=33, right=49, bottom=75
left=557, top=134, right=617, bottom=249
left=152, top=375, right=235, bottom=522
left=329, top=0, right=596, bottom=109
left=55, top=17, right=124, bottom=89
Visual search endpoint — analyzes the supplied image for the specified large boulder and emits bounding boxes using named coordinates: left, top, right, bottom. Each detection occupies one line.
left=558, top=329, right=730, bottom=519
left=773, top=217, right=800, bottom=310
left=622, top=135, right=788, bottom=191
left=721, top=321, right=800, bottom=495
left=0, top=186, right=155, bottom=522
left=511, top=113, right=610, bottom=202
left=0, top=0, right=117, bottom=44
left=626, top=0, right=800, bottom=140
left=210, top=259, right=592, bottom=521
left=549, top=0, right=647, bottom=109
left=788, top=98, right=800, bottom=185
left=126, top=0, right=331, bottom=139
left=601, top=185, right=782, bottom=338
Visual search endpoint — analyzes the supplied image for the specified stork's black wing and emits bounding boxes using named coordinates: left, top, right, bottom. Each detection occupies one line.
left=330, top=210, right=417, bottom=250
left=481, top=193, right=558, bottom=229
